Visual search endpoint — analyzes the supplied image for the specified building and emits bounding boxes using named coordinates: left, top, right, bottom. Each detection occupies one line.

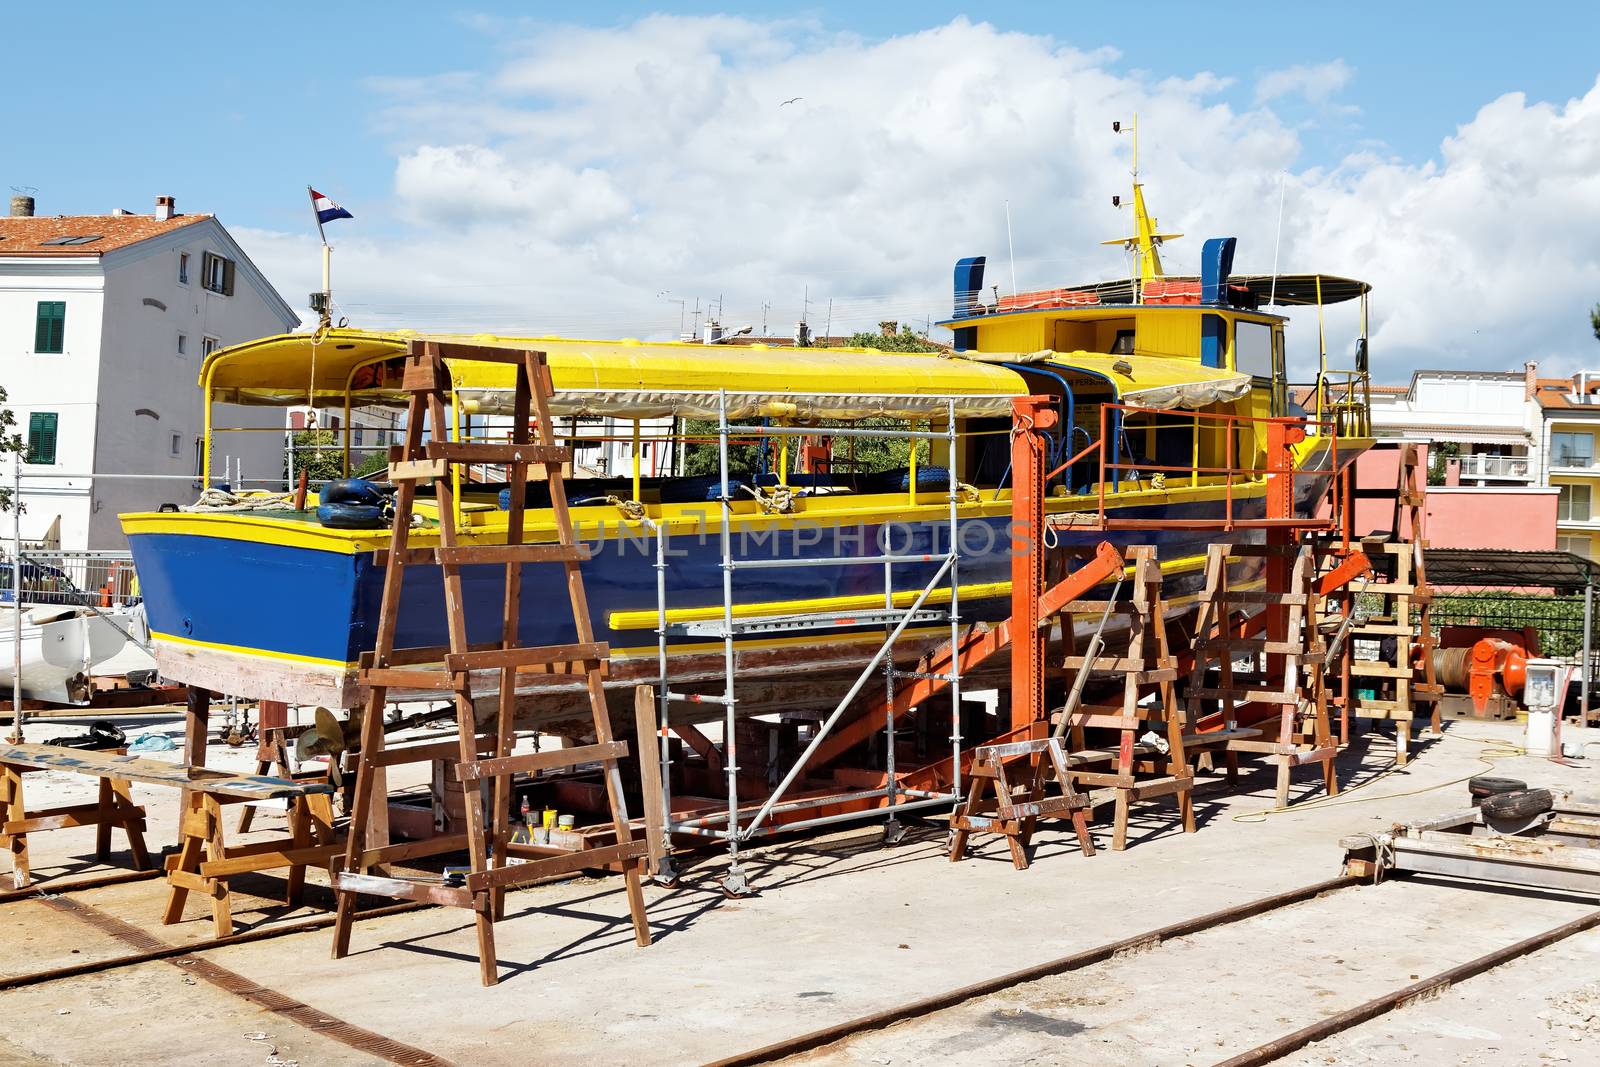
left=1, top=194, right=299, bottom=549
left=1368, top=368, right=1537, bottom=485
left=1532, top=373, right=1600, bottom=560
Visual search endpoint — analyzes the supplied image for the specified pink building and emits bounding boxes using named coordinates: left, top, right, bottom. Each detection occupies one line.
left=1333, top=440, right=1557, bottom=551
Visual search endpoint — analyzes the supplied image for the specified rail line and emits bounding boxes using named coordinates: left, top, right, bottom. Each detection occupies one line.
left=37, top=895, right=453, bottom=1066
left=0, top=895, right=427, bottom=993
left=1216, top=906, right=1600, bottom=1066
left=704, top=874, right=1360, bottom=1067
left=706, top=875, right=1600, bottom=1067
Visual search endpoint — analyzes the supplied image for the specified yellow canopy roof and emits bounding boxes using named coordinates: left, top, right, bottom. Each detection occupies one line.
left=199, top=329, right=1035, bottom=420
left=958, top=349, right=1254, bottom=409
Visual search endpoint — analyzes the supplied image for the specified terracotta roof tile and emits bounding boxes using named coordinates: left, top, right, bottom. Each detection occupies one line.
left=0, top=213, right=210, bottom=256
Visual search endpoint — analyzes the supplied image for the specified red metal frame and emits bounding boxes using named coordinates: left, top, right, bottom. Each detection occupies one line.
left=1050, top=403, right=1343, bottom=531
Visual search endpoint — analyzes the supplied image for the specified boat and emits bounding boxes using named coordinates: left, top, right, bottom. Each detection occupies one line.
left=0, top=604, right=146, bottom=705
left=120, top=163, right=1375, bottom=733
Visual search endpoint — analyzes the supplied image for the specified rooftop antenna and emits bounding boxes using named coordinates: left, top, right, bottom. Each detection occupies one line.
left=1104, top=114, right=1182, bottom=298
left=761, top=300, right=772, bottom=336
left=658, top=290, right=686, bottom=337
left=1004, top=200, right=1018, bottom=297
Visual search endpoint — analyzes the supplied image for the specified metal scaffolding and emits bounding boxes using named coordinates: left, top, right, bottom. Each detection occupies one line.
left=653, top=390, right=971, bottom=895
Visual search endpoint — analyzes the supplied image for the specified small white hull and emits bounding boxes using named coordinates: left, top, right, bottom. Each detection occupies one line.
left=0, top=605, right=148, bottom=705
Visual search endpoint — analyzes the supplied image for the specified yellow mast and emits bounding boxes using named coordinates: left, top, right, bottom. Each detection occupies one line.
left=1103, top=114, right=1183, bottom=291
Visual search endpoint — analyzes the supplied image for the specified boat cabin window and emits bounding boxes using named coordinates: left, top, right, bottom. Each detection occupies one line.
left=1235, top=320, right=1272, bottom=378
left=1111, top=329, right=1135, bottom=356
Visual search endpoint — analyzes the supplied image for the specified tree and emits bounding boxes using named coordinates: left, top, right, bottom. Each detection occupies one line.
left=285, top=429, right=348, bottom=484
left=1427, top=441, right=1460, bottom=486
left=1591, top=302, right=1600, bottom=343
left=836, top=325, right=940, bottom=353
left=0, top=385, right=25, bottom=513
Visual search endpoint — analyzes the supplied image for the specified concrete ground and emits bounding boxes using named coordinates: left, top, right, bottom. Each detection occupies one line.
left=1, top=713, right=1597, bottom=1066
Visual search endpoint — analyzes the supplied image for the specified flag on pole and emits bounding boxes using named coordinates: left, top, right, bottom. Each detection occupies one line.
left=307, top=186, right=353, bottom=242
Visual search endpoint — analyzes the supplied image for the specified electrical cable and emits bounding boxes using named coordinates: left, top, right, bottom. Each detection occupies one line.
left=1229, top=729, right=1526, bottom=824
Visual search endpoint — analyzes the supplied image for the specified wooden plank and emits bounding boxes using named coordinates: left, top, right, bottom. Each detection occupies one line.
left=443, top=641, right=608, bottom=673
left=456, top=741, right=629, bottom=784
left=361, top=641, right=500, bottom=668
left=200, top=842, right=345, bottom=879
left=425, top=442, right=569, bottom=465
left=465, top=839, right=647, bottom=893
left=1197, top=638, right=1316, bottom=655
left=364, top=736, right=496, bottom=768
left=1186, top=686, right=1299, bottom=705
left=0, top=744, right=331, bottom=800
left=371, top=547, right=438, bottom=567
left=428, top=341, right=547, bottom=366
left=1348, top=662, right=1414, bottom=678
left=1209, top=591, right=1307, bottom=605
left=4, top=806, right=134, bottom=838
left=633, top=686, right=667, bottom=879
left=359, top=833, right=470, bottom=868
left=387, top=458, right=447, bottom=481
left=1056, top=600, right=1144, bottom=615
left=433, top=543, right=590, bottom=566
left=1065, top=712, right=1142, bottom=731
left=334, top=871, right=473, bottom=908
left=360, top=667, right=456, bottom=689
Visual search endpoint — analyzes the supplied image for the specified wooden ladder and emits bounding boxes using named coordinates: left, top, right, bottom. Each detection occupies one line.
left=1058, top=545, right=1195, bottom=850
left=1344, top=539, right=1436, bottom=766
left=328, top=340, right=650, bottom=986
left=1186, top=542, right=1339, bottom=806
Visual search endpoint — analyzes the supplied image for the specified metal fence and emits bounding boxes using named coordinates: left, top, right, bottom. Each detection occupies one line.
left=0, top=551, right=140, bottom=609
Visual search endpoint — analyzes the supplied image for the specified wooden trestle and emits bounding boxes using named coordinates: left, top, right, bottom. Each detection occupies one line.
left=1331, top=442, right=1441, bottom=765
left=1058, top=545, right=1195, bottom=849
left=1185, top=542, right=1340, bottom=807
left=328, top=340, right=650, bottom=986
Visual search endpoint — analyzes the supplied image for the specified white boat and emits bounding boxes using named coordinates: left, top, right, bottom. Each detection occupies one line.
left=0, top=603, right=154, bottom=705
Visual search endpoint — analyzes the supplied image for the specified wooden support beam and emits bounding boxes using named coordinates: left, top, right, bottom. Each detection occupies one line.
left=455, top=741, right=628, bottom=784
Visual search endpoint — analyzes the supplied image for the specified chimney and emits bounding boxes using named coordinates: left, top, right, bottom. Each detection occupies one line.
left=154, top=195, right=175, bottom=221
left=9, top=194, right=34, bottom=217
left=1525, top=361, right=1538, bottom=401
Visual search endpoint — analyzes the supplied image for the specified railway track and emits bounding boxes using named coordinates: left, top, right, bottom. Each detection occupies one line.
left=705, top=874, right=1600, bottom=1067
left=0, top=871, right=473, bottom=1064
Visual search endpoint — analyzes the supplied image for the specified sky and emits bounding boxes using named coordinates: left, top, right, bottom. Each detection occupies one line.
left=10, top=2, right=1600, bottom=380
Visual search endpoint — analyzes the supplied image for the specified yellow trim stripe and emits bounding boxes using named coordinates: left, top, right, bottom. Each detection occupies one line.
left=151, top=630, right=355, bottom=669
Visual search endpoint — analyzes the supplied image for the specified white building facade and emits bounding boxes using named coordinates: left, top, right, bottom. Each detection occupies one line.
left=1, top=195, right=299, bottom=549
left=1368, top=367, right=1540, bottom=486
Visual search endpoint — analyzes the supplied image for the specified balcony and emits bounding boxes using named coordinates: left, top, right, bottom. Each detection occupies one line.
left=1458, top=453, right=1533, bottom=480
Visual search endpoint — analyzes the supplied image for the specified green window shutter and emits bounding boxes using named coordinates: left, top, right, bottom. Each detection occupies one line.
left=34, top=301, right=65, bottom=354
left=26, top=412, right=58, bottom=464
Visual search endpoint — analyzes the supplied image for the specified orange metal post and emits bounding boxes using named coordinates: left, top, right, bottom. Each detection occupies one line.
left=1010, top=396, right=1057, bottom=732
left=1263, top=421, right=1307, bottom=684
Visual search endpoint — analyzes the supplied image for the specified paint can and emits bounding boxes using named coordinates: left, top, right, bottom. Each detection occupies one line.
left=558, top=814, right=576, bottom=831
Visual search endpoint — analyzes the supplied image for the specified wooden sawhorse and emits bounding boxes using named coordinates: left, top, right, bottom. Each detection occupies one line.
left=1, top=745, right=150, bottom=889
left=949, top=736, right=1095, bottom=869
left=0, top=741, right=339, bottom=935
left=165, top=781, right=340, bottom=938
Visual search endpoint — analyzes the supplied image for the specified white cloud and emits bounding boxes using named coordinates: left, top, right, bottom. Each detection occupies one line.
left=242, top=17, right=1600, bottom=381
left=1255, top=59, right=1354, bottom=104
